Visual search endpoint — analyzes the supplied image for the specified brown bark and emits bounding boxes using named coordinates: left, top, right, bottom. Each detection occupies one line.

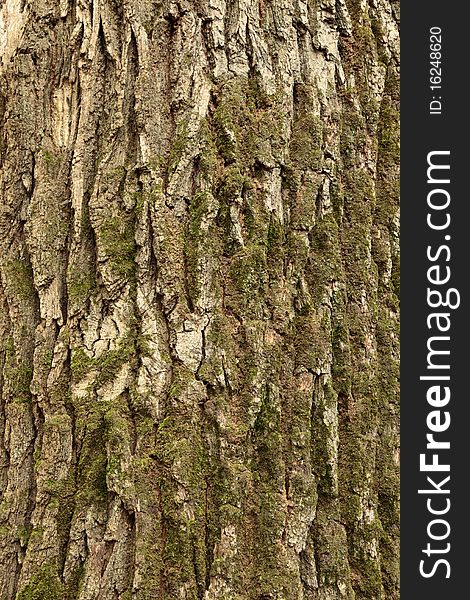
left=0, top=0, right=399, bottom=598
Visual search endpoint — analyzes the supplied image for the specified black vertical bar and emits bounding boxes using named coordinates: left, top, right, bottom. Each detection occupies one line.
left=401, top=3, right=468, bottom=598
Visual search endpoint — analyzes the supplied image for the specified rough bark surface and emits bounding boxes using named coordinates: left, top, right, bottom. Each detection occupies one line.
left=0, top=0, right=399, bottom=598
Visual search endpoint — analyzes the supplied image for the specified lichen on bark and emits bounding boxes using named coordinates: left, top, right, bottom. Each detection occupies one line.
left=0, top=0, right=399, bottom=598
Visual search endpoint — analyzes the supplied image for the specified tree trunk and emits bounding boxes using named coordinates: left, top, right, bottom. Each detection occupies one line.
left=0, top=0, right=399, bottom=598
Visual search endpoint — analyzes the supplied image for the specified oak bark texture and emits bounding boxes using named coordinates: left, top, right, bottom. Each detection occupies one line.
left=0, top=0, right=399, bottom=599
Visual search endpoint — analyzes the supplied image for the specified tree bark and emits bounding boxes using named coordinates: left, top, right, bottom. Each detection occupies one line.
left=0, top=0, right=399, bottom=598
